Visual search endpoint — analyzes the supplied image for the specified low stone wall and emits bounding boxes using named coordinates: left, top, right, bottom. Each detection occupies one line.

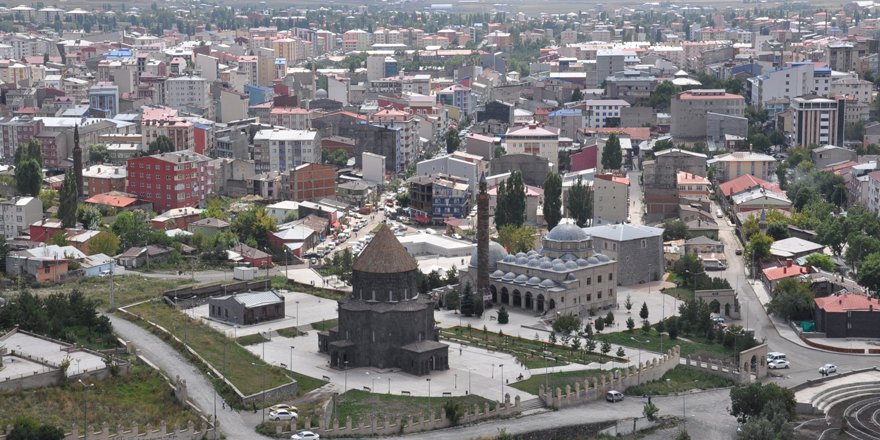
left=538, top=346, right=681, bottom=409
left=0, top=369, right=63, bottom=392
left=0, top=420, right=215, bottom=440
left=298, top=396, right=522, bottom=437
left=679, top=355, right=744, bottom=383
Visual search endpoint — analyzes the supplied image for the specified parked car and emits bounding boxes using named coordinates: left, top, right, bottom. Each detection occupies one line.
left=819, top=364, right=837, bottom=375
left=735, top=248, right=743, bottom=255
left=291, top=431, right=320, bottom=440
left=270, top=404, right=298, bottom=412
left=768, top=359, right=790, bottom=369
left=269, top=409, right=298, bottom=421
left=606, top=390, right=624, bottom=402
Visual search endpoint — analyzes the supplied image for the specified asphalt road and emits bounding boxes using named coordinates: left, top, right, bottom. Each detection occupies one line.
left=107, top=314, right=273, bottom=440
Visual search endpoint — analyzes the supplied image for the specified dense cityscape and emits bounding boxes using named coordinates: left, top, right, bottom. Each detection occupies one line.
left=1, top=0, right=880, bottom=438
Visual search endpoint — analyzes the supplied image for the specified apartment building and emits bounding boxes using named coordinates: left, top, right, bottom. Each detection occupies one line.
left=252, top=128, right=320, bottom=173
left=584, top=100, right=630, bottom=128
left=125, top=150, right=214, bottom=212
left=82, top=165, right=127, bottom=197
left=504, top=123, right=560, bottom=171
left=290, top=163, right=337, bottom=202
left=0, top=196, right=42, bottom=239
left=791, top=95, right=845, bottom=147
left=269, top=107, right=311, bottom=130
left=165, top=76, right=211, bottom=119
left=670, top=89, right=745, bottom=140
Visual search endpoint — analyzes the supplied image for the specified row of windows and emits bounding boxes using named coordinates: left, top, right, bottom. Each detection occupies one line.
left=585, top=273, right=614, bottom=285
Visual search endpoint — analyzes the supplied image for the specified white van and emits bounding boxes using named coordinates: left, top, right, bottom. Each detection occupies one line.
left=702, top=258, right=727, bottom=271
left=767, top=352, right=786, bottom=362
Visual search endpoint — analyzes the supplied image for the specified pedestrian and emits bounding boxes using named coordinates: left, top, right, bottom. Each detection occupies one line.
left=222, top=401, right=225, bottom=410
left=252, top=402, right=257, bottom=413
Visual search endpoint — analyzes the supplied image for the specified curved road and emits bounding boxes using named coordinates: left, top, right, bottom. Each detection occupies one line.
left=107, top=314, right=273, bottom=440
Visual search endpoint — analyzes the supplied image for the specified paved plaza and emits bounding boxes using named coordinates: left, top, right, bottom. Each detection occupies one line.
left=1, top=332, right=105, bottom=377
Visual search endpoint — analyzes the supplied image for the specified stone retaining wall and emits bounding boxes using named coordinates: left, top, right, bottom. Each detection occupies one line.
left=0, top=420, right=215, bottom=440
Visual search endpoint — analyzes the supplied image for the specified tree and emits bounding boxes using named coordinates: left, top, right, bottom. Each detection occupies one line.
left=648, top=81, right=680, bottom=111
left=47, top=231, right=68, bottom=246
left=473, top=290, right=484, bottom=317
left=594, top=317, right=605, bottom=332
left=667, top=317, right=679, bottom=340
left=805, top=253, right=835, bottom=272
left=231, top=206, right=277, bottom=249
left=746, top=232, right=773, bottom=264
left=15, top=139, right=43, bottom=170
left=15, top=159, right=41, bottom=197
left=88, top=230, right=120, bottom=256
left=662, top=219, right=689, bottom=241
left=460, top=282, right=475, bottom=316
left=816, top=220, right=848, bottom=256
left=38, top=188, right=57, bottom=211
left=88, top=144, right=110, bottom=163
left=643, top=402, right=659, bottom=421
left=147, top=135, right=175, bottom=154
left=601, top=134, right=623, bottom=171
left=567, top=177, right=592, bottom=227
left=652, top=139, right=674, bottom=154
left=729, top=382, right=795, bottom=424
left=495, top=171, right=526, bottom=228
left=111, top=210, right=154, bottom=250
left=604, top=311, right=614, bottom=326
left=496, top=224, right=536, bottom=253
left=616, top=346, right=625, bottom=357
left=446, top=266, right=459, bottom=285
left=639, top=302, right=649, bottom=322
left=58, top=170, right=78, bottom=228
left=626, top=317, right=635, bottom=331
left=767, top=278, right=814, bottom=321
left=445, top=128, right=461, bottom=154
left=497, top=306, right=509, bottom=324
left=552, top=314, right=581, bottom=334
left=624, top=294, right=633, bottom=313
left=76, top=205, right=102, bottom=230
left=6, top=417, right=65, bottom=440
left=202, top=197, right=228, bottom=221
left=543, top=172, right=563, bottom=229
left=600, top=341, right=611, bottom=355
left=570, top=88, right=583, bottom=102
left=858, top=252, right=880, bottom=295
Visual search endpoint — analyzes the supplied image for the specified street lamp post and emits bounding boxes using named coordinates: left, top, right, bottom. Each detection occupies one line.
left=468, top=368, right=472, bottom=395
left=631, top=337, right=643, bottom=385
left=289, top=346, right=295, bottom=373
left=499, top=364, right=505, bottom=403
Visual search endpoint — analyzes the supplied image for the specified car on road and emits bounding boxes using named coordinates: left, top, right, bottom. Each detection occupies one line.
left=270, top=404, right=298, bottom=412
left=291, top=431, right=320, bottom=440
left=819, top=364, right=837, bottom=375
left=606, top=390, right=624, bottom=402
left=768, top=359, right=790, bottom=369
left=269, top=409, right=297, bottom=421
left=735, top=248, right=743, bottom=255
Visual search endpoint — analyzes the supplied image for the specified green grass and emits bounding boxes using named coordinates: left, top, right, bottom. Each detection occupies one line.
left=598, top=329, right=736, bottom=361
left=124, top=301, right=326, bottom=400
left=33, top=275, right=191, bottom=309
left=276, top=326, right=301, bottom=338
left=310, top=319, right=338, bottom=331
left=327, top=390, right=493, bottom=427
left=623, top=366, right=735, bottom=396
left=237, top=333, right=270, bottom=346
left=663, top=287, right=695, bottom=302
left=0, top=365, right=197, bottom=430
left=520, top=357, right=568, bottom=369
left=271, top=276, right=347, bottom=302
left=442, top=326, right=621, bottom=367
left=510, top=368, right=622, bottom=396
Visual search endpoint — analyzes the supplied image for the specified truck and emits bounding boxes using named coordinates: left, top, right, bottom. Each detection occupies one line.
left=234, top=266, right=257, bottom=281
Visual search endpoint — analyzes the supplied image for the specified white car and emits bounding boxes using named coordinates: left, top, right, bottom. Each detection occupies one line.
left=819, top=364, right=837, bottom=375
left=606, top=390, right=624, bottom=402
left=269, top=409, right=298, bottom=421
left=768, top=359, right=790, bottom=369
left=291, top=431, right=320, bottom=440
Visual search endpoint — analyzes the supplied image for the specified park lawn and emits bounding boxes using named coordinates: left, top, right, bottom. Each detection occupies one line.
left=125, top=301, right=325, bottom=400
left=271, top=276, right=347, bottom=302
left=623, top=366, right=735, bottom=396
left=598, top=329, right=735, bottom=361
left=510, top=368, right=622, bottom=396
left=520, top=356, right=568, bottom=370
left=0, top=365, right=197, bottom=431
left=663, top=287, right=694, bottom=302
left=32, top=275, right=191, bottom=309
left=330, top=390, right=493, bottom=427
left=276, top=326, right=301, bottom=338
left=310, top=319, right=338, bottom=332
left=442, top=326, right=621, bottom=366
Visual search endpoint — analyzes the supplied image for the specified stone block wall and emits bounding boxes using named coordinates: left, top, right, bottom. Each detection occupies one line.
left=0, top=420, right=215, bottom=440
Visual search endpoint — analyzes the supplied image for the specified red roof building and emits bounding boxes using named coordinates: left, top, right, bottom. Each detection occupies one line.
left=718, top=174, right=782, bottom=197
left=125, top=150, right=214, bottom=213
left=762, top=259, right=810, bottom=290
left=815, top=294, right=880, bottom=338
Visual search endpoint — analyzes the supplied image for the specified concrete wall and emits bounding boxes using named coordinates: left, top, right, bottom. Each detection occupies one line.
left=0, top=420, right=214, bottom=440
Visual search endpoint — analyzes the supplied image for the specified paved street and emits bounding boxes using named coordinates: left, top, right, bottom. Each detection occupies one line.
left=106, top=314, right=272, bottom=440
left=384, top=388, right=737, bottom=440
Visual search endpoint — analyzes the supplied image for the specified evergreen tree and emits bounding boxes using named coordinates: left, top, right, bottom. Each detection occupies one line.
left=567, top=177, right=592, bottom=227
left=147, top=135, right=175, bottom=154
left=460, top=282, right=475, bottom=316
left=473, top=291, right=484, bottom=317
left=571, top=88, right=583, bottom=101
left=639, top=302, right=649, bottom=322
left=543, top=172, right=563, bottom=229
left=58, top=170, right=78, bottom=228
left=495, top=171, right=526, bottom=228
left=497, top=306, right=509, bottom=324
left=601, top=134, right=623, bottom=171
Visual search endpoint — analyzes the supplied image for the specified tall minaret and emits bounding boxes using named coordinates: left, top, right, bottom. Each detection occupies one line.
left=73, top=124, right=83, bottom=197
left=476, top=173, right=489, bottom=297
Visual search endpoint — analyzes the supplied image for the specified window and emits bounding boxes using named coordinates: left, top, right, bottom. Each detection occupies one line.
left=641, top=239, right=647, bottom=248
left=586, top=277, right=591, bottom=285
left=598, top=291, right=602, bottom=299
left=609, top=273, right=613, bottom=281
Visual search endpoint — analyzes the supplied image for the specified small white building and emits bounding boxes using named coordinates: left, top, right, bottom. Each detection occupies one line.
left=0, top=196, right=42, bottom=239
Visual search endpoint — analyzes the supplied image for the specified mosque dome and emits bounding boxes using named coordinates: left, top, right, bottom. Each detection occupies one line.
left=527, top=276, right=541, bottom=285
left=468, top=241, right=509, bottom=271
left=546, top=223, right=589, bottom=242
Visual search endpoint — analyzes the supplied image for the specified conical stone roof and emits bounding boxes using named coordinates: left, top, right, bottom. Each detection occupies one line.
left=352, top=225, right=418, bottom=274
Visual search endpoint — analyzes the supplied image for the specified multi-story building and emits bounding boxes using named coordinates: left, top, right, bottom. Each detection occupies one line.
left=670, top=89, right=745, bottom=140
left=791, top=95, right=845, bottom=147
left=290, top=163, right=337, bottom=202
left=584, top=99, right=631, bottom=128
left=643, top=148, right=708, bottom=222
left=547, top=109, right=585, bottom=140
left=237, top=56, right=259, bottom=86
left=0, top=116, right=42, bottom=161
left=0, top=196, right=42, bottom=239
left=593, top=174, right=629, bottom=225
left=342, top=29, right=371, bottom=52
left=708, top=151, right=777, bottom=183
left=82, top=165, right=127, bottom=197
left=253, top=129, right=319, bottom=174
left=165, top=76, right=211, bottom=119
left=826, top=41, right=858, bottom=73
left=582, top=223, right=664, bottom=286
left=88, top=82, right=120, bottom=118
left=416, top=151, right=488, bottom=201
left=868, top=171, right=880, bottom=216
left=269, top=107, right=311, bottom=130
left=125, top=150, right=214, bottom=212
left=504, top=123, right=560, bottom=170
left=141, top=106, right=194, bottom=152
left=676, top=171, right=711, bottom=198
left=371, top=107, right=416, bottom=170
left=604, top=71, right=658, bottom=102
left=366, top=51, right=396, bottom=82
left=747, top=62, right=816, bottom=110
left=437, top=84, right=477, bottom=118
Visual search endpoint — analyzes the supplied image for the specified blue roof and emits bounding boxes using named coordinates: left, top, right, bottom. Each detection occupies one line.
left=105, top=49, right=133, bottom=60
left=548, top=109, right=581, bottom=118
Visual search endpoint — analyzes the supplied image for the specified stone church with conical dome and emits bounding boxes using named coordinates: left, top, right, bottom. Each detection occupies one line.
left=318, top=225, right=449, bottom=375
